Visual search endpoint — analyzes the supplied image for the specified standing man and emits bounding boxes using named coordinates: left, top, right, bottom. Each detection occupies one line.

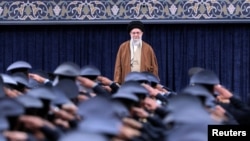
left=114, top=21, right=159, bottom=84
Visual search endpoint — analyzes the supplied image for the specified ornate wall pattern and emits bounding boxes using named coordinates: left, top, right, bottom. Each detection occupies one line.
left=0, top=0, right=249, bottom=24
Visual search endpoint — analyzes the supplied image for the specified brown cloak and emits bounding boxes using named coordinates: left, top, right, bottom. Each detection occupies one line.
left=114, top=40, right=159, bottom=84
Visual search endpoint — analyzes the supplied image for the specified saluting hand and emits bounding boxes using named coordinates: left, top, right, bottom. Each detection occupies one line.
left=29, top=73, right=47, bottom=83
left=97, top=76, right=113, bottom=86
left=131, top=107, right=149, bottom=118
left=141, top=83, right=161, bottom=97
left=143, top=97, right=159, bottom=111
left=77, top=76, right=96, bottom=88
left=3, top=131, right=28, bottom=141
left=214, top=84, right=232, bottom=103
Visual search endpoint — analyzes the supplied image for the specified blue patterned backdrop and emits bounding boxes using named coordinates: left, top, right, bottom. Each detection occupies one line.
left=0, top=0, right=250, bottom=24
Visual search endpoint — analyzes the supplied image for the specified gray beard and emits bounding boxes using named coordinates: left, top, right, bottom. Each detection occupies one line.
left=132, top=39, right=141, bottom=46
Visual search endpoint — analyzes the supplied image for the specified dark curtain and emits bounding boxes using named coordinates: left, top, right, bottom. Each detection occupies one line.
left=0, top=23, right=249, bottom=103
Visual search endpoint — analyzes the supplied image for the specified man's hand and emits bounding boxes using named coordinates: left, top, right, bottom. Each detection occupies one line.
left=143, top=97, right=159, bottom=111
left=29, top=73, right=47, bottom=83
left=77, top=76, right=96, bottom=88
left=97, top=76, right=113, bottom=86
left=19, top=115, right=55, bottom=130
left=131, top=107, right=149, bottom=118
left=141, top=83, right=161, bottom=97
left=54, top=118, right=70, bottom=129
left=122, top=117, right=142, bottom=129
left=156, top=84, right=169, bottom=93
left=3, top=87, right=22, bottom=98
left=214, top=84, right=233, bottom=101
left=19, top=115, right=45, bottom=129
left=62, top=103, right=78, bottom=115
left=52, top=108, right=75, bottom=121
left=209, top=105, right=227, bottom=122
left=117, top=125, right=141, bottom=140
left=3, top=131, right=28, bottom=141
